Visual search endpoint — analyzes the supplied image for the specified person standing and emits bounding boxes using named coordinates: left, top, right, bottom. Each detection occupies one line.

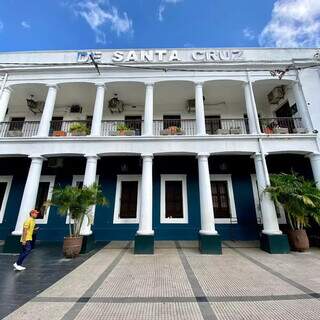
left=13, top=209, right=39, bottom=271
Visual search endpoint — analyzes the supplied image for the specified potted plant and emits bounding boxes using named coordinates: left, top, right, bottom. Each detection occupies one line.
left=161, top=126, right=185, bottom=135
left=49, top=183, right=107, bottom=258
left=115, top=123, right=135, bottom=136
left=229, top=127, right=241, bottom=134
left=69, top=123, right=89, bottom=136
left=265, top=173, right=320, bottom=251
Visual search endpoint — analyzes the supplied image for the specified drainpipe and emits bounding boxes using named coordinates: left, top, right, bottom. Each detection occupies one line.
left=0, top=73, right=8, bottom=99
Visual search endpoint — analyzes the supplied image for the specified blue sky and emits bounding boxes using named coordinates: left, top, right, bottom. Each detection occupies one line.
left=0, top=0, right=319, bottom=52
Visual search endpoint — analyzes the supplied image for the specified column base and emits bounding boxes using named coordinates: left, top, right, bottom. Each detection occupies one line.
left=199, top=233, right=222, bottom=255
left=134, top=234, right=154, bottom=254
left=260, top=233, right=290, bottom=254
left=3, top=235, right=21, bottom=253
left=80, top=234, right=96, bottom=254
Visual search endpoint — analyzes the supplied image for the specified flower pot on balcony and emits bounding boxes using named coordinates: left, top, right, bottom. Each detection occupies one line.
left=293, top=128, right=308, bottom=134
left=53, top=130, right=67, bottom=137
left=263, top=127, right=273, bottom=134
left=273, top=127, right=289, bottom=134
left=7, top=130, right=23, bottom=137
left=230, top=128, right=241, bottom=134
left=160, top=127, right=185, bottom=135
left=215, top=129, right=229, bottom=135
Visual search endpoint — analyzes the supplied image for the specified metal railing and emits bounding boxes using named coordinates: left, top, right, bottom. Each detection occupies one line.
left=0, top=117, right=308, bottom=138
left=153, top=119, right=196, bottom=136
left=0, top=121, right=40, bottom=137
left=259, top=117, right=305, bottom=134
left=101, top=120, right=143, bottom=136
left=49, top=120, right=91, bottom=136
left=205, top=118, right=249, bottom=134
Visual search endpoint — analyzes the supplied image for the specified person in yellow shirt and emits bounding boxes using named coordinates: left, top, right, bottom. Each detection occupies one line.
left=13, top=209, right=39, bottom=271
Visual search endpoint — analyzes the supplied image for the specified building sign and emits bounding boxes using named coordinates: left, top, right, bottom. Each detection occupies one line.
left=77, top=51, right=102, bottom=63
left=77, top=49, right=244, bottom=64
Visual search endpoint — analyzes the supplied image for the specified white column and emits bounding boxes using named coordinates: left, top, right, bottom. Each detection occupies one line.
left=80, top=155, right=99, bottom=236
left=292, top=82, right=313, bottom=132
left=253, top=153, right=281, bottom=235
left=37, top=85, right=58, bottom=137
left=195, top=83, right=206, bottom=135
left=243, top=82, right=259, bottom=134
left=0, top=87, right=12, bottom=122
left=12, top=156, right=44, bottom=235
left=137, top=154, right=154, bottom=235
left=198, top=154, right=218, bottom=235
left=90, top=84, right=105, bottom=136
left=143, top=83, right=154, bottom=136
left=309, top=153, right=320, bottom=189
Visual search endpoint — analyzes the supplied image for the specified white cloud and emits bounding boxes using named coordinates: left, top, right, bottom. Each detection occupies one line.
left=0, top=20, right=3, bottom=32
left=68, top=0, right=133, bottom=44
left=259, top=0, right=320, bottom=47
left=158, top=0, right=184, bottom=22
left=21, top=21, right=31, bottom=29
left=243, top=27, right=255, bottom=41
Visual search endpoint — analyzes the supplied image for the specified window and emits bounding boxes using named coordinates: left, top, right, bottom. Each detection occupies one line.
left=210, top=174, right=237, bottom=224
left=250, top=175, right=286, bottom=224
left=205, top=116, right=221, bottom=134
left=161, top=175, right=188, bottom=224
left=9, top=117, right=25, bottom=131
left=35, top=176, right=55, bottom=224
left=125, top=116, right=142, bottom=135
left=0, top=176, right=13, bottom=224
left=113, top=175, right=141, bottom=224
left=50, top=117, right=64, bottom=133
left=163, top=115, right=181, bottom=129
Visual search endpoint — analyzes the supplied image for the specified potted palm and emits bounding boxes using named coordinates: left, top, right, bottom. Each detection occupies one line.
left=265, top=173, right=320, bottom=251
left=49, top=183, right=107, bottom=258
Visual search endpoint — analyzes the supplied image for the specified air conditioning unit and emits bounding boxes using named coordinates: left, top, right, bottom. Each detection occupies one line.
left=48, top=158, right=64, bottom=168
left=267, top=86, right=285, bottom=104
left=70, top=105, right=82, bottom=113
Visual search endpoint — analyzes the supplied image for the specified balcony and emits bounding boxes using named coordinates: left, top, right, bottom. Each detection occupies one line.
left=0, top=117, right=307, bottom=138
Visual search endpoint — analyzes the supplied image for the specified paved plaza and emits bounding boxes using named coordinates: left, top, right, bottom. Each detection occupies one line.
left=2, top=241, right=320, bottom=320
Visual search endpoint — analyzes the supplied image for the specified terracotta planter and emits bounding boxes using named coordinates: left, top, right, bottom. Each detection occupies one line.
left=287, top=229, right=309, bottom=252
left=53, top=130, right=67, bottom=137
left=63, top=236, right=83, bottom=258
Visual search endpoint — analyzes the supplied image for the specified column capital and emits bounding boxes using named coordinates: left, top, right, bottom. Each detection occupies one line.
left=141, top=153, right=153, bottom=159
left=144, top=82, right=155, bottom=87
left=95, top=83, right=106, bottom=89
left=197, top=153, right=210, bottom=159
left=28, top=155, right=46, bottom=161
left=251, top=152, right=263, bottom=160
left=2, top=86, right=13, bottom=94
left=84, top=154, right=100, bottom=160
left=194, top=82, right=204, bottom=87
left=307, top=153, right=320, bottom=160
left=46, top=84, right=59, bottom=90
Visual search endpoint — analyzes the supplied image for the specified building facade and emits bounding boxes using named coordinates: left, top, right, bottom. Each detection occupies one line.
left=0, top=48, right=320, bottom=254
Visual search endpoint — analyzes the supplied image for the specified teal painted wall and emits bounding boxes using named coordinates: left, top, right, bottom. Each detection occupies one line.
left=0, top=154, right=313, bottom=242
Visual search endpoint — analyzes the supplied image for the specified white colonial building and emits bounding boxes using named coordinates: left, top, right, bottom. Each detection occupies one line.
left=0, top=48, right=320, bottom=254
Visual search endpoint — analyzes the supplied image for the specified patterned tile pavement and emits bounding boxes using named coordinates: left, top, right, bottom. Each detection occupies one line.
left=3, top=241, right=320, bottom=320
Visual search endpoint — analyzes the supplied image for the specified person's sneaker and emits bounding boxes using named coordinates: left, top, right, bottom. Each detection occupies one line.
left=13, top=263, right=26, bottom=271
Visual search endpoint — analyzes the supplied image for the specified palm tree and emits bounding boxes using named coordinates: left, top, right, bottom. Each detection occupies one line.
left=50, top=183, right=107, bottom=237
left=265, top=173, right=320, bottom=251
